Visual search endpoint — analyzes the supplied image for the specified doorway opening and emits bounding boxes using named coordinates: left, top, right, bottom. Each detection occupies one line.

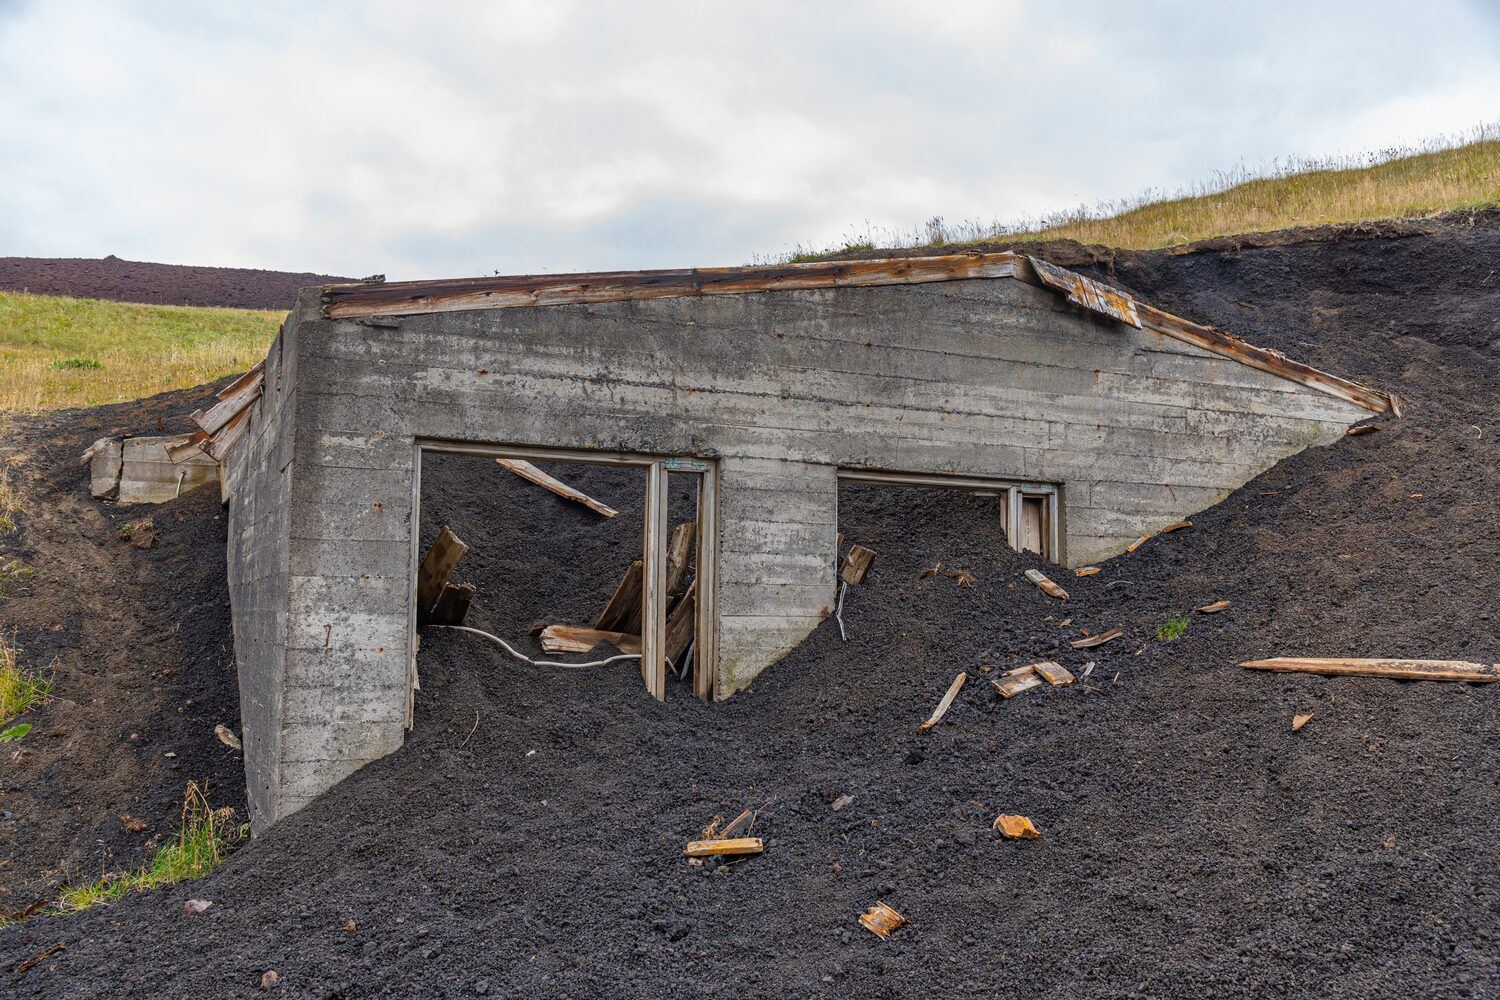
left=412, top=443, right=718, bottom=707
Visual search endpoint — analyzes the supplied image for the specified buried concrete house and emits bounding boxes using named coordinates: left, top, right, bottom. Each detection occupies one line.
left=218, top=252, right=1391, bottom=831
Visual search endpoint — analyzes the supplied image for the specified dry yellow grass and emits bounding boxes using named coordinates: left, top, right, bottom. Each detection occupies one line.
left=0, top=292, right=280, bottom=413
left=787, top=126, right=1500, bottom=260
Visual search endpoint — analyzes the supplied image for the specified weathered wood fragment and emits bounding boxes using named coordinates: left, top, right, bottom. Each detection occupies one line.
left=916, top=671, right=967, bottom=732
left=496, top=458, right=619, bottom=518
left=993, top=814, right=1041, bottom=839
left=918, top=563, right=942, bottom=579
left=1069, top=629, right=1124, bottom=649
left=858, top=902, right=907, bottom=939
left=1240, top=658, right=1500, bottom=683
left=429, top=582, right=475, bottom=626
left=1346, top=424, right=1379, bottom=437
left=165, top=431, right=210, bottom=464
left=1031, top=661, right=1075, bottom=687
left=416, top=526, right=468, bottom=619
left=539, top=625, right=641, bottom=655
left=1075, top=566, right=1101, bottom=577
left=202, top=404, right=255, bottom=463
left=595, top=559, right=644, bottom=632
left=840, top=544, right=876, bottom=585
left=1162, top=520, right=1193, bottom=532
left=683, top=837, right=763, bottom=858
left=1291, top=712, right=1314, bottom=731
left=1024, top=568, right=1069, bottom=600
left=1126, top=535, right=1149, bottom=553
left=191, top=367, right=263, bottom=435
left=993, top=667, right=1043, bottom=698
left=1195, top=600, right=1231, bottom=614
left=721, top=809, right=754, bottom=838
left=665, top=583, right=697, bottom=666
left=946, top=569, right=975, bottom=588
left=664, top=522, right=696, bottom=597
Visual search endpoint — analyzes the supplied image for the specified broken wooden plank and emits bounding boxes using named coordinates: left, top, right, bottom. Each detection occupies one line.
left=664, top=522, right=696, bottom=598
left=665, top=583, right=697, bottom=667
left=416, top=526, right=469, bottom=619
left=216, top=359, right=265, bottom=399
left=595, top=559, right=644, bottom=633
left=993, top=814, right=1041, bottom=839
left=539, top=625, right=641, bottom=655
left=1069, top=628, right=1124, bottom=649
left=496, top=458, right=618, bottom=518
left=165, top=431, right=210, bottom=464
left=1031, top=661, right=1075, bottom=687
left=840, top=544, right=876, bottom=585
left=721, top=809, right=754, bottom=838
left=1161, top=520, right=1193, bottom=532
left=1024, top=568, right=1068, bottom=600
left=190, top=367, right=263, bottom=435
left=993, top=667, right=1043, bottom=699
left=1240, top=658, right=1500, bottom=683
left=857, top=902, right=907, bottom=939
left=428, top=582, right=475, bottom=626
left=1196, top=599, right=1231, bottom=614
left=1074, top=566, right=1100, bottom=577
left=916, top=671, right=967, bottom=732
left=683, top=837, right=763, bottom=858
left=201, top=403, right=253, bottom=462
left=1125, top=535, right=1149, bottom=553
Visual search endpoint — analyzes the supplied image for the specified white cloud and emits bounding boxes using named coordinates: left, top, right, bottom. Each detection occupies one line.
left=0, top=0, right=1496, bottom=278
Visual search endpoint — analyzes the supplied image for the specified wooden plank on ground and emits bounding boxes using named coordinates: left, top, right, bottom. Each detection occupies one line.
left=539, top=625, right=641, bottom=655
left=993, top=666, right=1043, bottom=698
left=428, top=582, right=475, bottom=626
left=1240, top=658, right=1500, bottom=683
left=1070, top=628, right=1124, bottom=649
left=417, top=526, right=468, bottom=619
left=496, top=458, right=618, bottom=517
left=1024, top=568, right=1069, bottom=600
left=595, top=559, right=644, bottom=633
left=1031, top=660, right=1075, bottom=687
left=917, top=671, right=967, bottom=732
left=840, top=544, right=876, bottom=585
left=683, top=837, right=763, bottom=858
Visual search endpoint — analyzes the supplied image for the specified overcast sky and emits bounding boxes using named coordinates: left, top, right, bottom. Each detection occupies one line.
left=2, top=1, right=1497, bottom=279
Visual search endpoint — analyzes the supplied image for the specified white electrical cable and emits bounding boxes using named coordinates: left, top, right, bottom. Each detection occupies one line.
left=431, top=624, right=641, bottom=670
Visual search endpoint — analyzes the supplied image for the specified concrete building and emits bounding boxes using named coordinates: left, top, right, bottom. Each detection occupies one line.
left=224, top=252, right=1391, bottom=831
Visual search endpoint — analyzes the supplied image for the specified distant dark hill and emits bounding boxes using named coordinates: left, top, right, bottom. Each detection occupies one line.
left=0, top=255, right=355, bottom=310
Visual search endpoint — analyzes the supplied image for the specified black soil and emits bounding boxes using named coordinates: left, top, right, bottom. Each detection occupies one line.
left=3, top=217, right=1499, bottom=997
left=0, top=256, right=353, bottom=310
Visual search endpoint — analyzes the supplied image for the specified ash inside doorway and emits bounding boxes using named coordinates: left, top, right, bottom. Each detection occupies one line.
left=413, top=446, right=718, bottom=706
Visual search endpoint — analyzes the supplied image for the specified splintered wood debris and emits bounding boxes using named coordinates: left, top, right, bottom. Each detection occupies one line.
left=1126, top=535, right=1150, bottom=553
left=840, top=545, right=876, bottom=585
left=1070, top=629, right=1124, bottom=649
left=1292, top=712, right=1314, bottom=731
left=1162, top=520, right=1193, bottom=532
left=1196, top=600, right=1231, bottom=614
left=1030, top=661, right=1075, bottom=687
left=539, top=625, right=641, bottom=655
left=429, top=582, right=476, bottom=626
left=1346, top=424, right=1380, bottom=436
left=993, top=814, right=1041, bottom=839
left=918, top=563, right=942, bottom=579
left=595, top=560, right=644, bottom=633
left=1024, top=569, right=1069, bottom=600
left=416, top=526, right=469, bottom=623
left=683, top=837, right=763, bottom=858
left=946, top=569, right=975, bottom=588
left=992, top=667, right=1044, bottom=699
left=1240, top=658, right=1500, bottom=683
left=1075, top=566, right=1101, bottom=577
left=858, top=901, right=908, bottom=939
left=916, top=671, right=967, bottom=732
left=1026, top=255, right=1142, bottom=327
left=496, top=458, right=619, bottom=518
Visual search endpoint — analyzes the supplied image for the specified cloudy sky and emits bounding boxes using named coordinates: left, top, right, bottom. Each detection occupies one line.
left=2, top=0, right=1496, bottom=279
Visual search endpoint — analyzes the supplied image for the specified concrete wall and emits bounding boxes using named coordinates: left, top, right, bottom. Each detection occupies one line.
left=231, top=276, right=1369, bottom=830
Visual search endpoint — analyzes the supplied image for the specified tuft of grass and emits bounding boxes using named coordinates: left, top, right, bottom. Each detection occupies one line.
left=54, top=782, right=243, bottom=914
left=0, top=633, right=51, bottom=725
left=0, top=557, right=36, bottom=599
left=0, top=292, right=280, bottom=413
left=1155, top=614, right=1190, bottom=642
left=779, top=123, right=1500, bottom=259
left=0, top=722, right=30, bottom=742
left=0, top=464, right=19, bottom=533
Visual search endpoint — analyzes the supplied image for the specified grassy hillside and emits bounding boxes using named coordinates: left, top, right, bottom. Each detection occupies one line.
left=789, top=128, right=1500, bottom=259
left=0, top=292, right=279, bottom=413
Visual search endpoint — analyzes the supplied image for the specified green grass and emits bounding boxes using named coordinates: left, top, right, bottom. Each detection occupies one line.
left=1155, top=614, right=1190, bottom=642
left=783, top=124, right=1500, bottom=259
left=0, top=291, right=280, bottom=413
left=0, top=632, right=51, bottom=726
left=53, top=783, right=243, bottom=914
left=0, top=557, right=36, bottom=599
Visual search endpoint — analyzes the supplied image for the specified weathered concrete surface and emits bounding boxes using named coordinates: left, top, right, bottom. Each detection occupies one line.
left=228, top=276, right=1370, bottom=831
